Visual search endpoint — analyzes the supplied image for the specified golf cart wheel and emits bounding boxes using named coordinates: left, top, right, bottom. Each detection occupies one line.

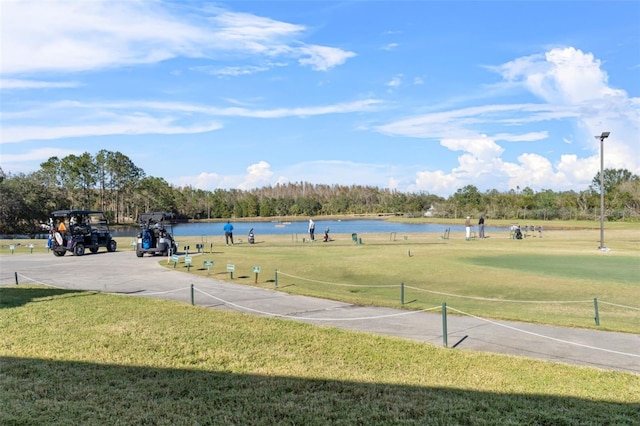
left=90, top=247, right=99, bottom=253
left=107, top=240, right=117, bottom=252
left=53, top=249, right=66, bottom=257
left=74, top=243, right=85, bottom=256
left=136, top=250, right=144, bottom=257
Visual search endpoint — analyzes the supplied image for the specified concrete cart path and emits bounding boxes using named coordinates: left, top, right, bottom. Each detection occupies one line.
left=1, top=251, right=638, bottom=374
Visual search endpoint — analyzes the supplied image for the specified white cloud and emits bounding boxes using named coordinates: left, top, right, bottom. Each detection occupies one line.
left=0, top=147, right=83, bottom=166
left=386, top=74, right=403, bottom=88
left=411, top=136, right=606, bottom=196
left=2, top=1, right=197, bottom=74
left=496, top=47, right=625, bottom=104
left=1, top=119, right=223, bottom=144
left=414, top=170, right=460, bottom=195
left=490, top=46, right=638, bottom=169
left=493, top=131, right=548, bottom=142
left=0, top=1, right=355, bottom=76
left=276, top=160, right=395, bottom=189
left=375, top=103, right=567, bottom=140
left=0, top=79, right=82, bottom=90
left=192, top=172, right=221, bottom=190
left=191, top=65, right=271, bottom=77
left=297, top=45, right=357, bottom=71
left=275, top=175, right=290, bottom=186
left=1, top=99, right=381, bottom=144
left=382, top=46, right=639, bottom=194
left=555, top=154, right=596, bottom=185
left=387, top=176, right=400, bottom=190
left=238, top=161, right=273, bottom=190
left=441, top=137, right=504, bottom=161
left=507, top=153, right=566, bottom=189
left=173, top=171, right=240, bottom=190
left=172, top=161, right=274, bottom=191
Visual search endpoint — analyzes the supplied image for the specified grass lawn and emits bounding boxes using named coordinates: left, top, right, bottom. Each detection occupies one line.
left=1, top=286, right=639, bottom=425
left=3, top=225, right=639, bottom=333
left=149, top=227, right=640, bottom=334
left=1, top=223, right=639, bottom=424
left=465, top=254, right=639, bottom=284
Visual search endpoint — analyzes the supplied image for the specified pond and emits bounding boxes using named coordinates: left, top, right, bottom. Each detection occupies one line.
left=111, top=219, right=506, bottom=238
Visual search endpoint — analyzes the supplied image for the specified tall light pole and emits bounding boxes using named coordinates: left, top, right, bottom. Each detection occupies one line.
left=595, top=131, right=610, bottom=251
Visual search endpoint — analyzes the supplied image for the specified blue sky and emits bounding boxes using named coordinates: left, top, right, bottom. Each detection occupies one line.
left=1, top=0, right=639, bottom=197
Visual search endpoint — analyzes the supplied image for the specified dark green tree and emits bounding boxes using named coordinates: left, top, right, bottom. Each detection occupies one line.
left=0, top=173, right=53, bottom=234
left=450, top=185, right=483, bottom=217
left=106, top=152, right=144, bottom=223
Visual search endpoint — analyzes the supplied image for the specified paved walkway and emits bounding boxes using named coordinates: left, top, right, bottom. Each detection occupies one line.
left=1, top=251, right=638, bottom=374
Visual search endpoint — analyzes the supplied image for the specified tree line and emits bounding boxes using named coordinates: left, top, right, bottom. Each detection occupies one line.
left=1, top=150, right=639, bottom=235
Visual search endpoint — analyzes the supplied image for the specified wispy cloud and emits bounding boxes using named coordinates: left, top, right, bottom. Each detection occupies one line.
left=1, top=118, right=224, bottom=144
left=1, top=1, right=355, bottom=76
left=1, top=99, right=383, bottom=144
left=0, top=79, right=82, bottom=90
left=297, top=45, right=356, bottom=71
left=190, top=65, right=272, bottom=77
left=386, top=74, right=403, bottom=88
left=0, top=147, right=84, bottom=172
left=493, top=132, right=548, bottom=142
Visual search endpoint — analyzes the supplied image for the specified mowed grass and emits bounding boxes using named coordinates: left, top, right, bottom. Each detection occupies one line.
left=466, top=254, right=639, bottom=284
left=1, top=286, right=639, bottom=425
left=154, top=227, right=640, bottom=333
left=2, top=225, right=639, bottom=333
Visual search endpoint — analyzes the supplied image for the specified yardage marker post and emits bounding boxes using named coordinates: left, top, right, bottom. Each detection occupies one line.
left=227, top=264, right=235, bottom=279
left=203, top=260, right=214, bottom=276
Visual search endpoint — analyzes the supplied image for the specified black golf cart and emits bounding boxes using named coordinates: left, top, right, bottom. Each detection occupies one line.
left=48, top=210, right=117, bottom=256
left=136, top=212, right=177, bottom=257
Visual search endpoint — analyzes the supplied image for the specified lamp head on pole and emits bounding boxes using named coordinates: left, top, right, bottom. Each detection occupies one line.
left=596, top=131, right=610, bottom=141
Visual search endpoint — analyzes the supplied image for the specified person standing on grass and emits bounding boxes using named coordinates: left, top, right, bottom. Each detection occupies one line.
left=308, top=219, right=315, bottom=241
left=465, top=216, right=471, bottom=240
left=478, top=216, right=485, bottom=239
left=224, top=220, right=234, bottom=245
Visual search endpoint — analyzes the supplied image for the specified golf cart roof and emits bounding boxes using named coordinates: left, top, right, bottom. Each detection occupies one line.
left=51, top=210, right=106, bottom=217
left=138, top=212, right=175, bottom=223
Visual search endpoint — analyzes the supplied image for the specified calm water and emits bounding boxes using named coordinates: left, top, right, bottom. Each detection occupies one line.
left=112, top=219, right=505, bottom=238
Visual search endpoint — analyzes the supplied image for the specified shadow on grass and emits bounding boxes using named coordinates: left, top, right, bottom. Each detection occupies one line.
left=0, top=286, right=91, bottom=309
left=2, top=356, right=638, bottom=425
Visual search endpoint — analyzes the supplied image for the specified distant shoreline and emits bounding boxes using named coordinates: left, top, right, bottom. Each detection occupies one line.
left=187, top=214, right=636, bottom=231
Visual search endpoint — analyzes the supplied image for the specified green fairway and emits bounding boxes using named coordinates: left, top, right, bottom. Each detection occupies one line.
left=149, top=227, right=640, bottom=333
left=1, top=286, right=639, bottom=425
left=465, top=254, right=640, bottom=285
